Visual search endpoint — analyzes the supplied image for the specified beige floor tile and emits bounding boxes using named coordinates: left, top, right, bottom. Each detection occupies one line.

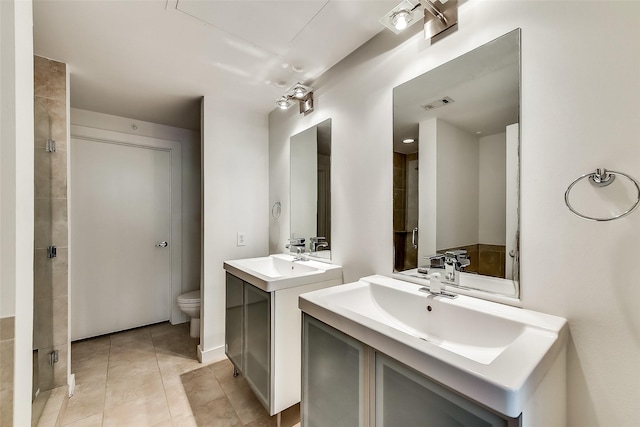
left=181, top=367, right=226, bottom=410
left=60, top=383, right=105, bottom=426
left=36, top=411, right=59, bottom=427
left=61, top=414, right=103, bottom=427
left=170, top=414, right=198, bottom=427
left=105, top=374, right=165, bottom=407
left=192, top=396, right=241, bottom=427
left=157, top=351, right=203, bottom=378
left=225, top=385, right=270, bottom=425
left=162, top=378, right=193, bottom=419
left=102, top=384, right=171, bottom=427
left=63, top=322, right=302, bottom=427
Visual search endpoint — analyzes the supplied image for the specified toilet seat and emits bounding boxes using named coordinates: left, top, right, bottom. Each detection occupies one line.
left=178, top=290, right=200, bottom=304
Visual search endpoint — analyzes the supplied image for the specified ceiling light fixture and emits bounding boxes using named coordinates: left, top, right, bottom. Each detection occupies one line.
left=391, top=9, right=412, bottom=31
left=379, top=0, right=421, bottom=35
left=380, top=0, right=458, bottom=41
left=276, top=82, right=314, bottom=115
left=403, top=138, right=415, bottom=144
left=277, top=97, right=291, bottom=110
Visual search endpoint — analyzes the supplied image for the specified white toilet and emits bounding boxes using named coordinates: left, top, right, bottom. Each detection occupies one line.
left=177, top=290, right=201, bottom=338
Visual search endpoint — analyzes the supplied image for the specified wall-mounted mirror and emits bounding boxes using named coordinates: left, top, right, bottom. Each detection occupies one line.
left=290, top=118, right=332, bottom=260
left=393, top=29, right=520, bottom=297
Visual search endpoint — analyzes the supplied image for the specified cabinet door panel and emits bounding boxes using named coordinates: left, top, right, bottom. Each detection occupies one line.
left=375, top=354, right=513, bottom=427
left=244, top=284, right=271, bottom=407
left=225, top=273, right=244, bottom=370
left=302, top=315, right=367, bottom=427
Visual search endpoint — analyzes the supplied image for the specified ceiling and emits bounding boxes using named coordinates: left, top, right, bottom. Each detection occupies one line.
left=33, top=0, right=399, bottom=130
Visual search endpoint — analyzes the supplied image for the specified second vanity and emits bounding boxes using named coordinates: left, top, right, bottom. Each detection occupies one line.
left=299, top=275, right=568, bottom=427
left=223, top=253, right=343, bottom=417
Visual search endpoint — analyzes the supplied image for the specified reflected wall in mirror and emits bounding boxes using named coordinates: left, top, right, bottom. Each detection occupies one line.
left=290, top=119, right=332, bottom=260
left=393, top=29, right=520, bottom=296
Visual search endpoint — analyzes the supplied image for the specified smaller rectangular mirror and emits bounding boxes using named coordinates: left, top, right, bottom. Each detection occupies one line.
left=290, top=119, right=332, bottom=260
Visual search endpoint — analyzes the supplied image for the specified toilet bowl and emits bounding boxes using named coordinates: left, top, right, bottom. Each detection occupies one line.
left=177, top=290, right=201, bottom=338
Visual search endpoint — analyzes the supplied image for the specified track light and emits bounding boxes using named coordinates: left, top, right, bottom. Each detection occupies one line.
left=275, top=83, right=314, bottom=115
left=277, top=97, right=291, bottom=110
left=380, top=0, right=458, bottom=41
left=379, top=0, right=421, bottom=35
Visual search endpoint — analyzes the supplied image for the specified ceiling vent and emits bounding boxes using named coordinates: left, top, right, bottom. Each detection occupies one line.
left=422, top=96, right=455, bottom=110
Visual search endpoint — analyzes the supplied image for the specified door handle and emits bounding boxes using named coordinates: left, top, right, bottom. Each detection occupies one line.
left=411, top=227, right=418, bottom=249
left=156, top=241, right=168, bottom=248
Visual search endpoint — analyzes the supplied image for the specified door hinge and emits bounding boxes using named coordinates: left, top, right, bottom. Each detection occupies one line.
left=48, top=350, right=59, bottom=366
left=46, top=138, right=57, bottom=153
left=47, top=246, right=57, bottom=259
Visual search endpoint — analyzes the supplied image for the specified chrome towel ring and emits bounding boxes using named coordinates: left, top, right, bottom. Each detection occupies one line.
left=271, top=201, right=282, bottom=219
left=564, top=168, right=640, bottom=221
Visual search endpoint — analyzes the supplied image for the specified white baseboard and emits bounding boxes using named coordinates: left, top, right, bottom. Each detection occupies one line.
left=197, top=344, right=226, bottom=364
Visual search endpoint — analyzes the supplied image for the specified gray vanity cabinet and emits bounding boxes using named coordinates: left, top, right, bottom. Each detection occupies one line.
left=302, top=315, right=368, bottom=427
left=301, top=314, right=519, bottom=427
left=375, top=354, right=516, bottom=427
left=243, top=282, right=271, bottom=405
left=225, top=273, right=244, bottom=370
left=225, top=272, right=271, bottom=408
left=226, top=272, right=344, bottom=416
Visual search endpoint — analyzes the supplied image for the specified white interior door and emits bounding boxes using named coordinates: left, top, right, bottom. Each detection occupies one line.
left=70, top=138, right=172, bottom=340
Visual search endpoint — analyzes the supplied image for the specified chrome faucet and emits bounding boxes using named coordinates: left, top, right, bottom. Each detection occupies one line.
left=286, top=238, right=308, bottom=261
left=293, top=246, right=308, bottom=261
left=424, top=250, right=470, bottom=285
left=310, top=236, right=329, bottom=253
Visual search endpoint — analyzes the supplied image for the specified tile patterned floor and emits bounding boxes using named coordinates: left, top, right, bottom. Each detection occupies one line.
left=57, top=322, right=300, bottom=427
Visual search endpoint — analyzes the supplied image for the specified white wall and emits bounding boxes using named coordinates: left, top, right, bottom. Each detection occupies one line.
left=419, top=118, right=437, bottom=257
left=200, top=97, right=269, bottom=363
left=436, top=119, right=479, bottom=250
left=269, top=1, right=640, bottom=425
left=0, top=0, right=34, bottom=424
left=70, top=108, right=202, bottom=317
left=479, top=131, right=506, bottom=245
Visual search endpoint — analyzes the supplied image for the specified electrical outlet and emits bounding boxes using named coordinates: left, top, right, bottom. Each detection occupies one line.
left=237, top=232, right=246, bottom=246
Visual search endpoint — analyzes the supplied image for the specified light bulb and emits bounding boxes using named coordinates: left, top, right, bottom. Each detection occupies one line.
left=293, top=86, right=306, bottom=99
left=277, top=97, right=290, bottom=110
left=392, top=10, right=411, bottom=31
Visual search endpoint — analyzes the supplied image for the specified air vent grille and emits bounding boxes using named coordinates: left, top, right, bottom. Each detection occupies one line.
left=422, top=96, right=455, bottom=110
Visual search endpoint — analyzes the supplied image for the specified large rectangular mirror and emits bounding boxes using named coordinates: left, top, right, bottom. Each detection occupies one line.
left=393, top=29, right=520, bottom=297
left=290, top=118, right=332, bottom=260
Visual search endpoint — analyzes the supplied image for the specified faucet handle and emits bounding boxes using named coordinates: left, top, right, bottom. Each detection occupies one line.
left=425, top=253, right=445, bottom=268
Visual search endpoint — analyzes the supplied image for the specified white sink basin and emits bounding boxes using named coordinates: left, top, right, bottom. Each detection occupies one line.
left=223, top=253, right=343, bottom=292
left=299, top=275, right=567, bottom=417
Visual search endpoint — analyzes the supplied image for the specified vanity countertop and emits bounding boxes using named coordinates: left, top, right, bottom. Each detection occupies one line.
left=223, top=253, right=342, bottom=292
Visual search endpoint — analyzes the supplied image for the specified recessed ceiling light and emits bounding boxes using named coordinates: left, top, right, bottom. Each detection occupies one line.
left=403, top=138, right=415, bottom=144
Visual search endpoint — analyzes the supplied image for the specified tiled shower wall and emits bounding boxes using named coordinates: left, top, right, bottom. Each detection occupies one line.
left=0, top=317, right=15, bottom=426
left=33, top=55, right=69, bottom=392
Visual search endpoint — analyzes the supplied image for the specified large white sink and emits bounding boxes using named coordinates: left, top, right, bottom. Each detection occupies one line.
left=223, top=253, right=343, bottom=292
left=299, top=275, right=567, bottom=417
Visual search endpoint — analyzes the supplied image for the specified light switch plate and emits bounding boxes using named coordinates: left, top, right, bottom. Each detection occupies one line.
left=237, top=232, right=246, bottom=246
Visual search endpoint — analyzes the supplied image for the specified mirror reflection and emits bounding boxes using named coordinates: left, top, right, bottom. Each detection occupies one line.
left=290, top=119, right=332, bottom=260
left=393, top=30, right=520, bottom=295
